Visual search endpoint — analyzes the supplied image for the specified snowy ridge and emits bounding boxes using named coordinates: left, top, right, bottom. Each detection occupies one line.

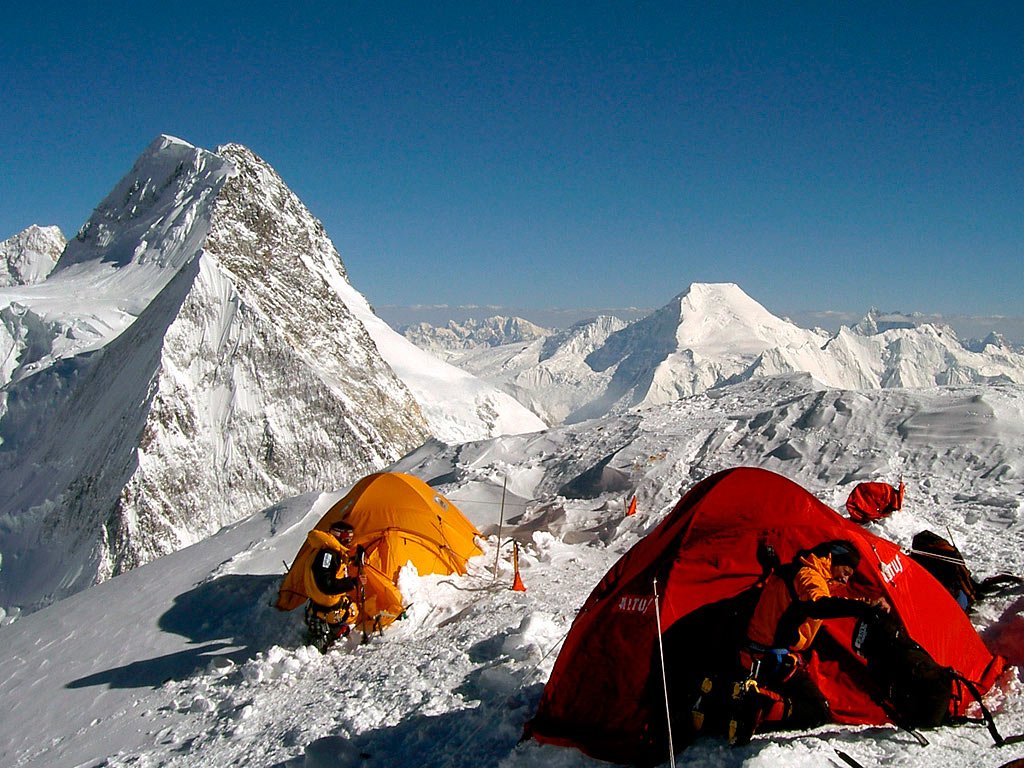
left=0, top=376, right=1021, bottom=767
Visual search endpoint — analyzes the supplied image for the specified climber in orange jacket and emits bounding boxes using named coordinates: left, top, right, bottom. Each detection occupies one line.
left=731, top=540, right=890, bottom=744
left=303, top=521, right=362, bottom=653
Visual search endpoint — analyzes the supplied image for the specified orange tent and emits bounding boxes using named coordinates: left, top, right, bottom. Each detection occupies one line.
left=276, top=472, right=482, bottom=633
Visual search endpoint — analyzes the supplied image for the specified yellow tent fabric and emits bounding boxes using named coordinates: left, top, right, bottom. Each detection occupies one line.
left=276, top=472, right=482, bottom=632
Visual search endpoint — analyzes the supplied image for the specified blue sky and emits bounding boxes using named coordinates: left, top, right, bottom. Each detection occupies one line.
left=2, top=2, right=1021, bottom=321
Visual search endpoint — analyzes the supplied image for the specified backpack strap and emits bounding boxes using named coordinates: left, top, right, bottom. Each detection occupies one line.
left=950, top=670, right=1005, bottom=746
left=974, top=573, right=1024, bottom=597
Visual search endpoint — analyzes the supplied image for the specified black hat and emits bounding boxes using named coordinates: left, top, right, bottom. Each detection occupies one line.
left=825, top=540, right=861, bottom=568
left=328, top=521, right=354, bottom=539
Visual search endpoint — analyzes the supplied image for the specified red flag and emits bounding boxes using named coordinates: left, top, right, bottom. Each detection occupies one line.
left=511, top=542, right=526, bottom=592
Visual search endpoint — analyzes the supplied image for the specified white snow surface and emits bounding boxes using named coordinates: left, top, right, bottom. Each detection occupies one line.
left=330, top=277, right=547, bottom=445
left=2, top=375, right=1023, bottom=768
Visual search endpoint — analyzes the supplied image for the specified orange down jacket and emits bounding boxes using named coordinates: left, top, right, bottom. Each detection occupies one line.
left=302, top=529, right=356, bottom=610
left=747, top=552, right=836, bottom=652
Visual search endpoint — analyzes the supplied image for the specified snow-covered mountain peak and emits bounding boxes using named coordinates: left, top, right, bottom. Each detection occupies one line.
left=852, top=307, right=929, bottom=336
left=55, top=136, right=234, bottom=282
left=402, top=315, right=550, bottom=354
left=0, top=225, right=65, bottom=286
left=974, top=331, right=1015, bottom=353
left=444, top=283, right=1024, bottom=425
left=673, top=282, right=813, bottom=355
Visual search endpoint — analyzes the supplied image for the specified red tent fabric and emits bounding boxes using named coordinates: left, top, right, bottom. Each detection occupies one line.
left=528, top=467, right=1003, bottom=764
left=846, top=480, right=904, bottom=522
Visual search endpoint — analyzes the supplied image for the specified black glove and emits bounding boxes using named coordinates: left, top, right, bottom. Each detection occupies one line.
left=335, top=577, right=358, bottom=593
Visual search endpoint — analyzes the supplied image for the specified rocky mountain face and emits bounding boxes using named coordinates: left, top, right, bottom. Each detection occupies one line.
left=434, top=283, right=1024, bottom=425
left=0, top=136, right=442, bottom=613
left=0, top=225, right=65, bottom=286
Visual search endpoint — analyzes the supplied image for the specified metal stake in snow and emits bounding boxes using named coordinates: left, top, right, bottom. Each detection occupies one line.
left=653, top=576, right=676, bottom=768
left=493, top=476, right=507, bottom=580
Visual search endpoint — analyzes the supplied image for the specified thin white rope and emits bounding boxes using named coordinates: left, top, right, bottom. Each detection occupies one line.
left=907, top=547, right=969, bottom=566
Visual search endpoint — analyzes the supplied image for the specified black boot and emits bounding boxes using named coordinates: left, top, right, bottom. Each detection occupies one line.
left=728, top=679, right=771, bottom=746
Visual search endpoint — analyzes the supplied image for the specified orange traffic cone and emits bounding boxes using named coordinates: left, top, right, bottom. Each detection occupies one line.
left=511, top=541, right=527, bottom=592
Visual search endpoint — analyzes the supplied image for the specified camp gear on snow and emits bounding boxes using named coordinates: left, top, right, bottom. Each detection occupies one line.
left=277, top=472, right=483, bottom=634
left=909, top=529, right=1023, bottom=611
left=845, top=480, right=904, bottom=522
left=651, top=577, right=676, bottom=768
left=852, top=611, right=953, bottom=729
left=527, top=467, right=1005, bottom=765
left=727, top=669, right=828, bottom=745
left=727, top=677, right=770, bottom=746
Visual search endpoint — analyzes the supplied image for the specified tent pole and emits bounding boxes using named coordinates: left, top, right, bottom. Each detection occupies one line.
left=653, top=577, right=676, bottom=768
left=493, top=476, right=507, bottom=580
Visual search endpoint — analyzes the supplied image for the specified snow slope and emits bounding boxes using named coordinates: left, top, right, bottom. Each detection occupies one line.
left=1, top=376, right=1022, bottom=768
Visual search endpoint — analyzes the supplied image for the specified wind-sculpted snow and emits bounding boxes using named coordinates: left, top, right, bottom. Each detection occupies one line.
left=1, top=377, right=1022, bottom=768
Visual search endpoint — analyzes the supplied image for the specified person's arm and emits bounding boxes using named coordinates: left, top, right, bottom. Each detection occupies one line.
left=792, top=563, right=891, bottom=618
left=798, top=596, right=885, bottom=620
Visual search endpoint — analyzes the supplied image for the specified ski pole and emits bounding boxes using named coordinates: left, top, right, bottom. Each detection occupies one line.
left=653, top=577, right=676, bottom=768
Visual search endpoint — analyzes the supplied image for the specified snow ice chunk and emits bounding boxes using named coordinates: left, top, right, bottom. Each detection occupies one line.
left=500, top=612, right=563, bottom=661
left=207, top=656, right=234, bottom=677
left=476, top=665, right=519, bottom=697
left=188, top=694, right=215, bottom=714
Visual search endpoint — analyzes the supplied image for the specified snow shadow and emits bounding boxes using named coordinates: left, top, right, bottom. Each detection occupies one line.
left=274, top=683, right=545, bottom=768
left=66, top=642, right=244, bottom=690
left=67, top=574, right=294, bottom=690
left=983, top=593, right=1024, bottom=668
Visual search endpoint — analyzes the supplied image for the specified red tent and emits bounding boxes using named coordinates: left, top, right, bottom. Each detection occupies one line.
left=528, top=467, right=1004, bottom=764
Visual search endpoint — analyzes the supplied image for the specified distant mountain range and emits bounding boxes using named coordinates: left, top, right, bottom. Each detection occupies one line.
left=406, top=283, right=1024, bottom=424
left=401, top=316, right=551, bottom=359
